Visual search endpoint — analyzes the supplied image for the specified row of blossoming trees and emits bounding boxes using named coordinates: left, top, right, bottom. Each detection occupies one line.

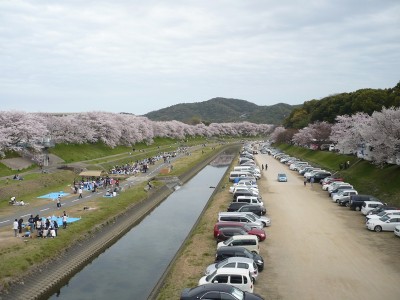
left=0, top=111, right=274, bottom=157
left=270, top=107, right=400, bottom=165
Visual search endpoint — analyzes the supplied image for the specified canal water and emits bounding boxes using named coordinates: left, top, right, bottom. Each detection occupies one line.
left=49, top=164, right=228, bottom=300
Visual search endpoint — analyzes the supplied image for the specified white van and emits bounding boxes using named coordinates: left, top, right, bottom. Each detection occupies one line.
left=234, top=196, right=264, bottom=206
left=217, top=235, right=260, bottom=254
left=198, top=267, right=254, bottom=293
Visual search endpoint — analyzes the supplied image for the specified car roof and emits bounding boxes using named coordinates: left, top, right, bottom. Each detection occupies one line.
left=183, top=283, right=236, bottom=296
left=221, top=256, right=255, bottom=264
left=210, top=267, right=250, bottom=276
left=227, top=234, right=258, bottom=241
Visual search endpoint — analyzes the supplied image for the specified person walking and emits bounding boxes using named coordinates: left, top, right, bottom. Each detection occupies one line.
left=13, top=219, right=19, bottom=237
left=310, top=177, right=315, bottom=188
left=78, top=187, right=83, bottom=199
left=261, top=164, right=264, bottom=170
left=265, top=163, right=268, bottom=171
left=304, top=177, right=307, bottom=187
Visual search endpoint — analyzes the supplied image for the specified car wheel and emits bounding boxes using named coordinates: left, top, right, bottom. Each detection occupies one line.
left=355, top=206, right=361, bottom=211
left=345, top=202, right=350, bottom=207
left=374, top=226, right=382, bottom=232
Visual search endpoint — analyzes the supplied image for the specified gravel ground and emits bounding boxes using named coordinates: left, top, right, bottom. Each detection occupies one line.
left=254, top=153, right=400, bottom=300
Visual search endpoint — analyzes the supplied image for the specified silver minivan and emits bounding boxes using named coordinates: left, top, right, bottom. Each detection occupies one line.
left=234, top=196, right=264, bottom=206
left=218, top=212, right=264, bottom=229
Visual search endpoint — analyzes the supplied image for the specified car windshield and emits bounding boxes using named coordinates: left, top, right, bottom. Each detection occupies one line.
left=377, top=211, right=386, bottom=216
left=223, top=237, right=234, bottom=245
left=246, top=214, right=256, bottom=221
left=380, top=215, right=390, bottom=222
left=229, top=286, right=245, bottom=300
left=205, top=269, right=218, bottom=281
left=215, top=258, right=229, bottom=268
left=243, top=224, right=251, bottom=231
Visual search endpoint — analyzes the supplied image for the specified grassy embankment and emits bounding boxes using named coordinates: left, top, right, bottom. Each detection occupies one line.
left=277, top=143, right=400, bottom=207
left=0, top=138, right=225, bottom=290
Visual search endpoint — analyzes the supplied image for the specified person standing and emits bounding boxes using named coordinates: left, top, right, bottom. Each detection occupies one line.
left=28, top=214, right=35, bottom=230
left=13, top=219, right=19, bottom=237
left=78, top=187, right=83, bottom=199
left=310, top=177, right=315, bottom=188
left=265, top=163, right=268, bottom=170
left=18, top=218, right=24, bottom=235
left=62, top=211, right=68, bottom=229
left=261, top=164, right=264, bottom=170
left=304, top=177, right=307, bottom=187
left=56, top=195, right=61, bottom=209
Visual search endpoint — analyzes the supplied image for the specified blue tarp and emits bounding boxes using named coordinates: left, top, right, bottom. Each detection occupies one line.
left=37, top=192, right=70, bottom=200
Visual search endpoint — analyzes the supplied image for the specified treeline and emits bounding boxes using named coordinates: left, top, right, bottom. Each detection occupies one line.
left=283, top=81, right=400, bottom=129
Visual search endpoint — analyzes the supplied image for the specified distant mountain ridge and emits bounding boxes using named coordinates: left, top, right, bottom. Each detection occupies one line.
left=144, top=97, right=296, bottom=125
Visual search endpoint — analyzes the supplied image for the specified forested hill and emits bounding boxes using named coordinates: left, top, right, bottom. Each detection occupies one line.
left=144, top=97, right=296, bottom=125
left=283, top=81, right=400, bottom=129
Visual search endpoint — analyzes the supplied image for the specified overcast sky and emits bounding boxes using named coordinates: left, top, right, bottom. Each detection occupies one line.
left=1, top=0, right=399, bottom=115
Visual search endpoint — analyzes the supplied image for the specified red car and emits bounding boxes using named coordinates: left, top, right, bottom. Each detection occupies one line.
left=213, top=221, right=266, bottom=241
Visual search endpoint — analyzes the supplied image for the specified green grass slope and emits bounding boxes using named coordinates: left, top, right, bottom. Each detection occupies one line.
left=277, top=144, right=400, bottom=207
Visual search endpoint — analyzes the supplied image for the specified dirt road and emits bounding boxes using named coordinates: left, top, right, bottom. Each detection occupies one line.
left=254, top=153, right=400, bottom=300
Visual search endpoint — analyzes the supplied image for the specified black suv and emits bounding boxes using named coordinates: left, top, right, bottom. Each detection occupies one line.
left=349, top=194, right=381, bottom=211
left=215, top=246, right=264, bottom=271
left=237, top=204, right=266, bottom=216
left=227, top=202, right=248, bottom=212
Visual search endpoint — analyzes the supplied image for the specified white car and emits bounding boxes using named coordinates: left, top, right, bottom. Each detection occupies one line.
left=230, top=186, right=259, bottom=195
left=361, top=201, right=384, bottom=215
left=198, top=267, right=254, bottom=293
left=242, top=211, right=271, bottom=227
left=229, top=182, right=258, bottom=193
left=332, top=189, right=357, bottom=203
left=394, top=225, right=400, bottom=237
left=327, top=182, right=350, bottom=193
left=204, top=257, right=259, bottom=281
left=366, top=210, right=400, bottom=221
left=366, top=215, right=400, bottom=232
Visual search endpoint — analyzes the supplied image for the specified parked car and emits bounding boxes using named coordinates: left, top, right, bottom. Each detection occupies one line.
left=277, top=173, right=287, bottom=182
left=237, top=204, right=267, bottom=216
left=227, top=202, right=250, bottom=212
left=231, top=186, right=259, bottom=196
left=205, top=257, right=259, bottom=282
left=394, top=225, right=400, bottom=237
left=366, top=215, right=400, bottom=232
left=332, top=189, right=358, bottom=203
left=309, top=171, right=332, bottom=182
left=367, top=205, right=399, bottom=216
left=216, top=227, right=250, bottom=242
left=361, top=201, right=385, bottom=215
left=180, top=283, right=265, bottom=300
left=233, top=190, right=259, bottom=200
left=215, top=246, right=264, bottom=271
left=198, top=268, right=254, bottom=293
left=240, top=212, right=271, bottom=227
left=233, top=196, right=264, bottom=206
left=217, top=235, right=260, bottom=254
left=218, top=212, right=264, bottom=229
left=213, top=222, right=266, bottom=241
left=349, top=194, right=382, bottom=211
left=365, top=210, right=400, bottom=222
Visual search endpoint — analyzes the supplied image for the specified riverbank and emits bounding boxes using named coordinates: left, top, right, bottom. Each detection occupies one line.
left=0, top=144, right=239, bottom=300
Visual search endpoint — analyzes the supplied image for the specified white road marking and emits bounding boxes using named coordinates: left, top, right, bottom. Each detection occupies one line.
left=40, top=208, right=49, bottom=212
left=0, top=220, right=10, bottom=224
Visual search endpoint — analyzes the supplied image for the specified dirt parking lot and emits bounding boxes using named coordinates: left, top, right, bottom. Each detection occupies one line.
left=254, top=153, right=400, bottom=300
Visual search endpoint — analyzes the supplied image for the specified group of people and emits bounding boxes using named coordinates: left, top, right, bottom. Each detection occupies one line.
left=12, top=212, right=68, bottom=238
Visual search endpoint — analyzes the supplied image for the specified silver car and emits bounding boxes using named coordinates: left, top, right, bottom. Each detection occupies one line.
left=205, top=257, right=259, bottom=281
